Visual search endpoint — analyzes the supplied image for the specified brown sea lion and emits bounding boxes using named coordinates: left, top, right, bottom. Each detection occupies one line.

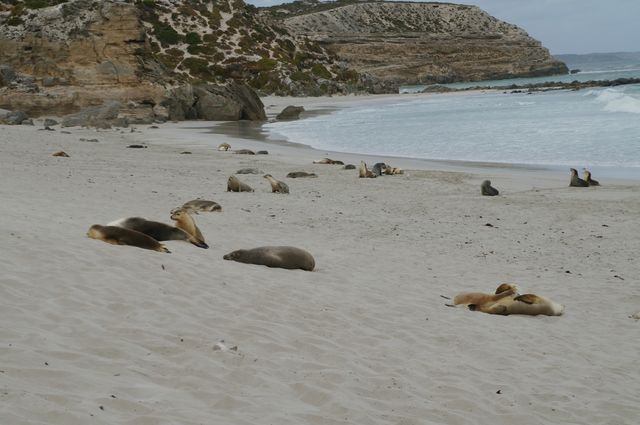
left=473, top=293, right=564, bottom=316
left=218, top=142, right=231, bottom=151
left=234, top=149, right=255, bottom=155
left=453, top=283, right=519, bottom=307
left=263, top=174, right=290, bottom=193
left=358, top=161, right=376, bottom=178
left=87, top=224, right=170, bottom=253
left=227, top=175, right=254, bottom=192
left=170, top=208, right=208, bottom=248
left=286, top=171, right=317, bottom=178
left=313, top=158, right=344, bottom=165
left=481, top=180, right=499, bottom=196
left=223, top=246, right=315, bottom=271
left=583, top=169, right=600, bottom=186
left=570, top=168, right=589, bottom=187
left=52, top=151, right=70, bottom=157
left=180, top=199, right=222, bottom=213
left=107, top=217, right=207, bottom=248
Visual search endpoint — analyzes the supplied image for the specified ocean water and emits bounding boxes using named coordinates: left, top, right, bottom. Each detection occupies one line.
left=264, top=53, right=640, bottom=177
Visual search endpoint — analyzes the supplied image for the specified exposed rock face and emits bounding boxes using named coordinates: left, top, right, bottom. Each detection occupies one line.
left=268, top=1, right=568, bottom=91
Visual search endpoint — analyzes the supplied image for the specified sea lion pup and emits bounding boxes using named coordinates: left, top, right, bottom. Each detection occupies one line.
left=313, top=158, right=344, bottom=165
left=473, top=293, right=564, bottom=316
left=263, top=174, right=290, bottom=193
left=569, top=168, right=589, bottom=187
left=227, top=175, right=254, bottom=192
left=181, top=199, right=222, bottom=213
left=107, top=217, right=208, bottom=248
left=372, top=162, right=387, bottom=176
left=583, top=169, right=600, bottom=186
left=218, top=142, right=231, bottom=151
left=223, top=246, right=315, bottom=271
left=358, top=161, right=376, bottom=178
left=87, top=224, right=170, bottom=253
left=453, top=283, right=519, bottom=307
left=170, top=208, right=208, bottom=248
left=234, top=149, right=255, bottom=155
left=481, top=180, right=499, bottom=196
left=286, top=171, right=317, bottom=178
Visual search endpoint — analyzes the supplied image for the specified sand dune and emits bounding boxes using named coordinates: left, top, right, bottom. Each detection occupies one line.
left=1, top=110, right=639, bottom=424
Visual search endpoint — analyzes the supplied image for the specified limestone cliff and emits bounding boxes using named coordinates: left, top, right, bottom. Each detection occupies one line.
left=263, top=1, right=568, bottom=91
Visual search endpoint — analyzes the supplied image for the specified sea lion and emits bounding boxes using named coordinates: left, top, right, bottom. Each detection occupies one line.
left=218, top=142, right=231, bottom=151
left=372, top=162, right=387, bottom=176
left=236, top=168, right=261, bottom=174
left=87, top=224, right=170, bottom=253
left=170, top=208, right=208, bottom=248
left=263, top=174, right=290, bottom=193
left=52, top=151, right=70, bottom=157
left=343, top=164, right=356, bottom=170
left=453, top=283, right=519, bottom=307
left=473, top=293, right=564, bottom=316
left=256, top=150, right=269, bottom=155
left=313, top=158, right=344, bottom=165
left=286, top=171, right=317, bottom=178
left=227, top=175, right=254, bottom=192
left=481, top=180, right=499, bottom=196
left=223, top=246, right=315, bottom=271
left=583, top=169, right=600, bottom=186
left=384, top=167, right=404, bottom=175
left=234, top=149, right=255, bottom=155
left=570, top=168, right=589, bottom=187
left=181, top=199, right=222, bottom=213
left=358, top=161, right=376, bottom=178
left=107, top=217, right=207, bottom=248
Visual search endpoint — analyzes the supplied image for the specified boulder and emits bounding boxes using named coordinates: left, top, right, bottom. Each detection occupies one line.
left=61, top=101, right=121, bottom=127
left=0, top=110, right=28, bottom=125
left=0, top=65, right=17, bottom=87
left=44, top=118, right=59, bottom=127
left=276, top=105, right=305, bottom=120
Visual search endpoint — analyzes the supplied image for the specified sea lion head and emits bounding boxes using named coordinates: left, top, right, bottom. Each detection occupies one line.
left=223, top=249, right=245, bottom=261
left=495, top=283, right=518, bottom=295
left=263, top=174, right=273, bottom=179
left=87, top=224, right=104, bottom=239
left=570, top=168, right=578, bottom=176
left=170, top=208, right=188, bottom=220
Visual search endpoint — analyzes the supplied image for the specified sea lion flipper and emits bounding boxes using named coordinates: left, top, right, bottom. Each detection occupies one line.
left=514, top=294, right=540, bottom=305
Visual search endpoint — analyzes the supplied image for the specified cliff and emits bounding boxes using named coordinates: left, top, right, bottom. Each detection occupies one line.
left=263, top=1, right=568, bottom=91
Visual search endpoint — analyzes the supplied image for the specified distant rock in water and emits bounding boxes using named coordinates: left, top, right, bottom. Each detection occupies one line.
left=276, top=106, right=305, bottom=120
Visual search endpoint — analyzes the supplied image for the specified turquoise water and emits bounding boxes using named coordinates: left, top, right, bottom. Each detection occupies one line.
left=265, top=53, right=640, bottom=178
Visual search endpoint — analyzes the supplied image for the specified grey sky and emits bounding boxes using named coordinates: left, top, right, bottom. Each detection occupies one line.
left=245, top=0, right=640, bottom=55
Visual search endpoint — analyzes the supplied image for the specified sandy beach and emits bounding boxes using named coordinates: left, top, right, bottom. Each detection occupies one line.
left=1, top=94, right=639, bottom=425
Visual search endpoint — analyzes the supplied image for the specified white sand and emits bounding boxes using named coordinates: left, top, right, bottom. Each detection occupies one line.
left=1, top=96, right=640, bottom=424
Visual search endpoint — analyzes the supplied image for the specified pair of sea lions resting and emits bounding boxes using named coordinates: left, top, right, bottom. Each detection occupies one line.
left=227, top=174, right=290, bottom=193
left=223, top=246, right=315, bottom=271
left=88, top=200, right=217, bottom=252
left=359, top=161, right=403, bottom=178
left=570, top=168, right=600, bottom=187
left=313, top=158, right=344, bottom=165
left=451, top=283, right=564, bottom=316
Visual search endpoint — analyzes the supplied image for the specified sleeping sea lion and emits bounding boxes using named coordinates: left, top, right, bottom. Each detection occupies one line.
left=481, top=180, right=499, bottom=196
left=372, top=162, right=387, bottom=176
left=583, top=169, right=600, bottom=186
left=453, top=283, right=519, bottom=307
left=473, top=293, right=564, bottom=316
left=170, top=208, right=208, bottom=248
left=313, top=158, right=344, bottom=165
left=227, top=175, right=254, bottom=192
left=236, top=168, right=261, bottom=174
left=223, top=246, right=315, bottom=271
left=107, top=217, right=207, bottom=248
left=234, top=149, right=255, bottom=155
left=286, top=171, right=317, bottom=178
left=263, top=174, right=290, bottom=193
left=181, top=199, right=221, bottom=213
left=384, top=167, right=404, bottom=175
left=570, top=168, right=589, bottom=187
left=218, top=143, right=231, bottom=151
left=358, top=161, right=376, bottom=178
left=343, top=164, right=357, bottom=170
left=52, top=151, right=70, bottom=157
left=87, top=224, right=170, bottom=253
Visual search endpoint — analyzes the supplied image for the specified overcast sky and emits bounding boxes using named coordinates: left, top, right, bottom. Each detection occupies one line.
left=246, top=0, right=640, bottom=55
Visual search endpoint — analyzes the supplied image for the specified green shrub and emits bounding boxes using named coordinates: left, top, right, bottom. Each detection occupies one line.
left=155, top=25, right=179, bottom=45
left=185, top=32, right=201, bottom=45
left=311, top=64, right=331, bottom=79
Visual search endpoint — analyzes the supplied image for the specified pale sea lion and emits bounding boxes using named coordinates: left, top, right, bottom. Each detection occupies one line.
left=570, top=168, right=589, bottom=187
left=453, top=283, right=519, bottom=307
left=358, top=161, right=376, bottom=178
left=481, top=180, right=499, bottom=196
left=107, top=217, right=207, bottom=248
left=583, top=169, right=600, bottom=186
left=181, top=199, right=222, bottom=213
left=286, top=171, right=317, bottom=178
left=170, top=208, right=208, bottom=248
left=227, top=175, right=254, bottom=192
left=384, top=167, right=404, bottom=175
left=372, top=162, right=387, bottom=176
left=223, top=246, right=315, bottom=271
left=473, top=293, right=564, bottom=316
left=218, top=142, right=231, bottom=151
left=263, top=174, right=290, bottom=193
left=87, top=224, right=170, bottom=253
left=234, top=149, right=255, bottom=155
left=313, top=158, right=344, bottom=165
